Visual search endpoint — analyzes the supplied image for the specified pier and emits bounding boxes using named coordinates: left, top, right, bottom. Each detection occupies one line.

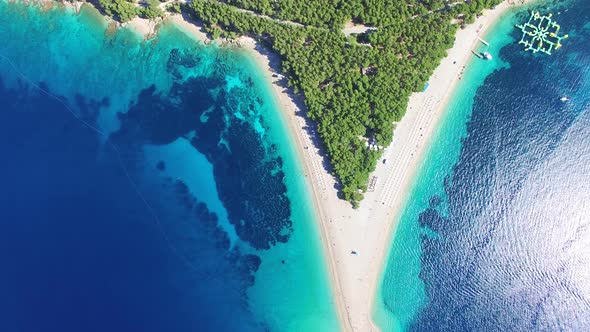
left=477, top=36, right=490, bottom=46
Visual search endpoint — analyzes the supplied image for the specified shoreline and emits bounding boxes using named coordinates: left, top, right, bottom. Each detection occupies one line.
left=55, top=2, right=534, bottom=330
left=103, top=10, right=354, bottom=330
left=223, top=1, right=535, bottom=331
left=158, top=2, right=533, bottom=331
left=236, top=37, right=355, bottom=331
left=367, top=1, right=534, bottom=330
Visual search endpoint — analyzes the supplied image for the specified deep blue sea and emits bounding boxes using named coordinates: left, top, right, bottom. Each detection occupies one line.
left=376, top=0, right=590, bottom=330
left=0, top=2, right=339, bottom=331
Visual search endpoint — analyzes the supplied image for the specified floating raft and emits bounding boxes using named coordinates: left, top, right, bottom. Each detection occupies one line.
left=516, top=11, right=568, bottom=55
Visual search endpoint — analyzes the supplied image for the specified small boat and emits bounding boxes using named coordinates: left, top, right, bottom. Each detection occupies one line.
left=483, top=51, right=493, bottom=60
left=560, top=96, right=569, bottom=102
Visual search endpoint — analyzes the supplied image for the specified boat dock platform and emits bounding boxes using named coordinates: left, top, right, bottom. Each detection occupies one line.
left=477, top=36, right=490, bottom=46
left=471, top=50, right=483, bottom=59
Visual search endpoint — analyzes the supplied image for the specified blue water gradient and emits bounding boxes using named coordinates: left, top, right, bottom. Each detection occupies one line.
left=0, top=73, right=261, bottom=331
left=0, top=2, right=338, bottom=331
left=378, top=0, right=590, bottom=330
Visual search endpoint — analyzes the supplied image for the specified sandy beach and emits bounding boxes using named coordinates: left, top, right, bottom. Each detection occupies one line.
left=84, top=2, right=531, bottom=330
left=234, top=1, right=532, bottom=331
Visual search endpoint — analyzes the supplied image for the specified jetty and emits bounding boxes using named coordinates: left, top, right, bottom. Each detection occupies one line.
left=477, top=36, right=490, bottom=46
left=472, top=50, right=492, bottom=60
left=471, top=35, right=491, bottom=60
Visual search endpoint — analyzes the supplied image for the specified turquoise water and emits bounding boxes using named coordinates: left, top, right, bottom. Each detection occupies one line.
left=0, top=2, right=339, bottom=331
left=375, top=0, right=590, bottom=330
left=373, top=13, right=519, bottom=330
left=239, top=50, right=341, bottom=332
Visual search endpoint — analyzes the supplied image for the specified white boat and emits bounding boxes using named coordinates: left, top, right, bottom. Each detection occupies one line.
left=560, top=96, right=569, bottom=102
left=483, top=51, right=493, bottom=60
